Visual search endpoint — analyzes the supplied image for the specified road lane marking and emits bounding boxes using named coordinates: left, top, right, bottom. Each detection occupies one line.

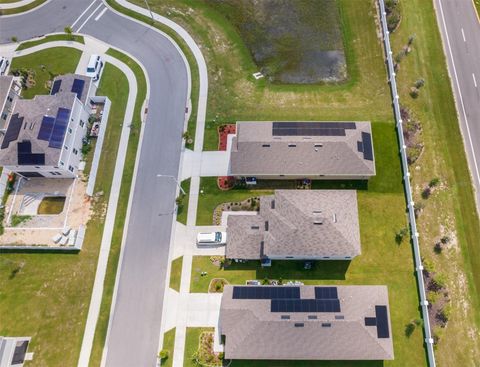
left=76, top=3, right=103, bottom=32
left=473, top=73, right=478, bottom=88
left=71, top=0, right=97, bottom=28
left=94, top=7, right=107, bottom=21
left=461, top=27, right=466, bottom=42
left=438, top=0, right=480, bottom=189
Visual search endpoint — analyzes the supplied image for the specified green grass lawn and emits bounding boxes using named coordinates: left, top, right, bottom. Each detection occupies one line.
left=196, top=177, right=273, bottom=226
left=9, top=47, right=81, bottom=99
left=389, top=0, right=480, bottom=364
left=0, top=46, right=145, bottom=367
left=176, top=178, right=190, bottom=225
left=37, top=196, right=66, bottom=215
left=184, top=327, right=215, bottom=367
left=160, top=327, right=176, bottom=367
left=88, top=48, right=147, bottom=367
left=169, top=256, right=183, bottom=292
left=16, top=34, right=84, bottom=51
left=0, top=0, right=46, bottom=15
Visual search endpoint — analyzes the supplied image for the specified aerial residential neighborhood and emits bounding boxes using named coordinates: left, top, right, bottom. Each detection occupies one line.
left=0, top=1, right=480, bottom=367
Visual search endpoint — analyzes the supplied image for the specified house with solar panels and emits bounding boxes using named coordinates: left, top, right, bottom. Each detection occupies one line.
left=218, top=285, right=394, bottom=361
left=226, top=190, right=361, bottom=262
left=229, top=121, right=375, bottom=180
left=0, top=74, right=95, bottom=178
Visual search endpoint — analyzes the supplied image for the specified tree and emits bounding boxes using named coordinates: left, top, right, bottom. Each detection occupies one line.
left=64, top=26, right=74, bottom=40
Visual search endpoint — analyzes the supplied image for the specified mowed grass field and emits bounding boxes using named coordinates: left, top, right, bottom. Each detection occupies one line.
left=0, top=51, right=129, bottom=366
left=390, top=0, right=480, bottom=365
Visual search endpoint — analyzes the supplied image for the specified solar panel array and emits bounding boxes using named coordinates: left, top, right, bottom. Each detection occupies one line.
left=272, top=122, right=356, bottom=137
left=48, top=108, right=70, bottom=149
left=37, top=116, right=55, bottom=141
left=375, top=305, right=389, bottom=338
left=232, top=286, right=300, bottom=300
left=314, top=287, right=338, bottom=299
left=50, top=80, right=62, bottom=95
left=363, top=305, right=390, bottom=338
left=71, top=78, right=85, bottom=100
left=362, top=132, right=374, bottom=161
left=271, top=299, right=341, bottom=313
left=1, top=114, right=24, bottom=149
left=17, top=141, right=45, bottom=165
left=232, top=286, right=342, bottom=314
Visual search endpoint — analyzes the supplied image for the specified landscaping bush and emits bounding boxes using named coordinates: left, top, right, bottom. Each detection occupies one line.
left=159, top=349, right=169, bottom=360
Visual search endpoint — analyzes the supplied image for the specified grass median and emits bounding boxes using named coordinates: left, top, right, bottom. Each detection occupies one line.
left=87, top=47, right=147, bottom=367
left=16, top=34, right=84, bottom=51
left=0, top=0, right=47, bottom=16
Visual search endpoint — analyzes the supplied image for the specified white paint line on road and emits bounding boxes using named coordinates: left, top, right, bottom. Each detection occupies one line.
left=473, top=73, right=478, bottom=88
left=438, top=0, right=480, bottom=187
left=71, top=0, right=97, bottom=28
left=461, top=27, right=466, bottom=42
left=76, top=3, right=104, bottom=32
left=94, top=7, right=107, bottom=22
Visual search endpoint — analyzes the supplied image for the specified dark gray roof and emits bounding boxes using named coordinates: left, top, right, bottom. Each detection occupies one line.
left=229, top=121, right=375, bottom=177
left=226, top=190, right=361, bottom=259
left=51, top=74, right=92, bottom=104
left=0, top=93, right=76, bottom=166
left=220, top=285, right=394, bottom=360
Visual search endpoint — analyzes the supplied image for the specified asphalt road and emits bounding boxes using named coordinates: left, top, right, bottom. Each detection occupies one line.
left=434, top=0, right=480, bottom=209
left=1, top=2, right=188, bottom=366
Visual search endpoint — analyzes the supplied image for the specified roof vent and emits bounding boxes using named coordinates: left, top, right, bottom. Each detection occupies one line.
left=314, top=143, right=323, bottom=148
left=335, top=315, right=344, bottom=320
left=271, top=200, right=275, bottom=209
left=333, top=214, right=337, bottom=223
left=321, top=323, right=331, bottom=327
left=313, top=220, right=323, bottom=225
left=281, top=315, right=290, bottom=320
left=288, top=144, right=296, bottom=147
left=294, top=323, right=304, bottom=328
left=308, top=315, right=317, bottom=320
left=262, top=144, right=270, bottom=147
left=251, top=225, right=260, bottom=230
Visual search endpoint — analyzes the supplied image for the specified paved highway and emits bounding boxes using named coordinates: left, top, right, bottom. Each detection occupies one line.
left=1, top=1, right=188, bottom=366
left=434, top=0, right=480, bottom=209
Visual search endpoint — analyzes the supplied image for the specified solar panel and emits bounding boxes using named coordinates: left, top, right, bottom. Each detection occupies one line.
left=18, top=153, right=45, bottom=165
left=314, top=287, right=338, bottom=299
left=362, top=132, right=374, bottom=161
left=17, top=141, right=31, bottom=154
left=270, top=299, right=341, bottom=313
left=375, top=305, right=390, bottom=338
left=51, top=79, right=62, bottom=95
left=1, top=113, right=24, bottom=149
left=232, top=286, right=300, bottom=300
left=38, top=116, right=55, bottom=141
left=48, top=108, right=70, bottom=149
left=365, top=317, right=376, bottom=326
left=71, top=78, right=85, bottom=100
left=272, top=122, right=356, bottom=137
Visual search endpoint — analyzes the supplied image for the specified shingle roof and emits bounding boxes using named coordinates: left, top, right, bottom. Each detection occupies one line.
left=220, top=285, right=394, bottom=360
left=0, top=93, right=76, bottom=166
left=0, top=76, right=13, bottom=110
left=229, top=121, right=375, bottom=177
left=226, top=190, right=361, bottom=259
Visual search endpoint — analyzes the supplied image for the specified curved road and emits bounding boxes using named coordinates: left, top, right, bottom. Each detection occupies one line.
left=1, top=1, right=189, bottom=366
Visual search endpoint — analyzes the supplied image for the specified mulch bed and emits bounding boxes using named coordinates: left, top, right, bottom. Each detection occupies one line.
left=217, top=124, right=236, bottom=190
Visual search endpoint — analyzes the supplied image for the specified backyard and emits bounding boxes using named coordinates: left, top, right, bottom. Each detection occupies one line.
left=0, top=47, right=133, bottom=367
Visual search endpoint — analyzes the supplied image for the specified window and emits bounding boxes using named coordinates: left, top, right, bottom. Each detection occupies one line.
left=73, top=148, right=78, bottom=155
left=68, top=128, right=73, bottom=134
left=68, top=165, right=74, bottom=172
left=80, top=120, right=85, bottom=127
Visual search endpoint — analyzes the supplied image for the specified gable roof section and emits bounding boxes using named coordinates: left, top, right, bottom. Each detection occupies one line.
left=226, top=190, right=361, bottom=259
left=229, top=121, right=375, bottom=177
left=219, top=285, right=394, bottom=361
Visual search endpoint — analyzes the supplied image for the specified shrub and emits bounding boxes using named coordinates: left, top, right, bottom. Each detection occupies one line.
left=218, top=352, right=224, bottom=360
left=440, top=236, right=450, bottom=244
left=11, top=36, right=18, bottom=43
left=408, top=34, right=415, bottom=45
left=159, top=349, right=169, bottom=360
left=429, top=177, right=440, bottom=187
left=434, top=242, right=443, bottom=254
left=421, top=186, right=431, bottom=199
left=395, top=227, right=409, bottom=244
left=409, top=87, right=419, bottom=98
left=415, top=78, right=425, bottom=88
left=387, top=9, right=401, bottom=32
left=405, top=322, right=416, bottom=337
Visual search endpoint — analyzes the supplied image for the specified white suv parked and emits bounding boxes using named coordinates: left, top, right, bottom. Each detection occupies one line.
left=86, top=54, right=103, bottom=81
left=0, top=57, right=9, bottom=75
left=196, top=232, right=227, bottom=247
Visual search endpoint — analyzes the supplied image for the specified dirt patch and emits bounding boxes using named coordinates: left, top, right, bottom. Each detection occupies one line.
left=207, top=0, right=346, bottom=84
